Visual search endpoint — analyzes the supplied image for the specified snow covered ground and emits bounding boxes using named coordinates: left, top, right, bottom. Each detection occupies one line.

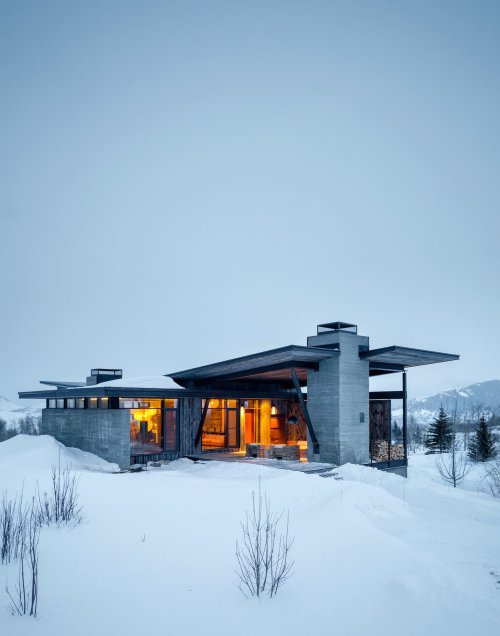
left=0, top=436, right=499, bottom=636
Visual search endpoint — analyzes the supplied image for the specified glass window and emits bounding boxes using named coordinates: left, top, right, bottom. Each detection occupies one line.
left=202, top=400, right=239, bottom=450
left=164, top=409, right=177, bottom=450
left=243, top=399, right=260, bottom=409
left=120, top=399, right=136, bottom=409
left=56, top=399, right=65, bottom=409
left=130, top=408, right=163, bottom=454
left=76, top=398, right=85, bottom=409
left=98, top=398, right=108, bottom=409
left=227, top=409, right=238, bottom=447
left=48, top=399, right=56, bottom=409
left=67, top=399, right=76, bottom=409
left=202, top=401, right=225, bottom=449
left=88, top=398, right=98, bottom=409
left=121, top=398, right=179, bottom=454
left=119, top=398, right=162, bottom=409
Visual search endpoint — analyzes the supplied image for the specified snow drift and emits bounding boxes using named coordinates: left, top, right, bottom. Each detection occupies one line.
left=0, top=436, right=498, bottom=636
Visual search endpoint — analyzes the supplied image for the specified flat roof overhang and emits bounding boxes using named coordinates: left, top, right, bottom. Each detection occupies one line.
left=169, top=345, right=338, bottom=388
left=361, top=346, right=459, bottom=376
left=39, top=380, right=86, bottom=389
left=18, top=386, right=297, bottom=400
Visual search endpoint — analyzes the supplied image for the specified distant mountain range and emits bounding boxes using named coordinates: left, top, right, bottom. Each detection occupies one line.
left=393, top=379, right=500, bottom=425
left=0, top=397, right=43, bottom=429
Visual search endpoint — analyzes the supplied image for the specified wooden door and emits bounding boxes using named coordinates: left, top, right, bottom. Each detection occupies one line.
left=245, top=411, right=255, bottom=444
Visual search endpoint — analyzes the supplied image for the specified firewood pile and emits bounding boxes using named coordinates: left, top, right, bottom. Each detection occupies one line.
left=371, top=440, right=405, bottom=462
left=246, top=444, right=300, bottom=460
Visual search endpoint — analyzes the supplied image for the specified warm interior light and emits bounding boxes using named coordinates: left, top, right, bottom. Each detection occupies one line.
left=132, top=408, right=157, bottom=421
left=130, top=407, right=161, bottom=446
left=271, top=403, right=278, bottom=415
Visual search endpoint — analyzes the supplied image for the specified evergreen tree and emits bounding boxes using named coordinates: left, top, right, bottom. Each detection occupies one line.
left=426, top=406, right=453, bottom=453
left=468, top=416, right=497, bottom=462
left=392, top=421, right=402, bottom=443
left=414, top=423, right=423, bottom=449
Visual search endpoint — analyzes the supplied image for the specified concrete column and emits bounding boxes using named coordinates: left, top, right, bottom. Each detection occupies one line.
left=306, top=330, right=370, bottom=466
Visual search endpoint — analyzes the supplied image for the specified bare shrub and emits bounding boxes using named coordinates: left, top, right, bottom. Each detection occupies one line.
left=235, top=479, right=294, bottom=598
left=6, top=508, right=40, bottom=617
left=35, top=458, right=83, bottom=527
left=1, top=491, right=29, bottom=565
left=485, top=457, right=500, bottom=497
left=0, top=493, right=16, bottom=565
left=1, top=456, right=83, bottom=619
left=436, top=434, right=472, bottom=488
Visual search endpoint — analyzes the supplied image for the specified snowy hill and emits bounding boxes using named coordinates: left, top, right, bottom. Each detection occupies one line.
left=0, top=435, right=499, bottom=636
left=0, top=396, right=42, bottom=430
left=393, top=379, right=500, bottom=425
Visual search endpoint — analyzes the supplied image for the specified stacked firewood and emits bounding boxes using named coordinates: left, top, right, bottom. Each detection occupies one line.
left=371, top=440, right=405, bottom=462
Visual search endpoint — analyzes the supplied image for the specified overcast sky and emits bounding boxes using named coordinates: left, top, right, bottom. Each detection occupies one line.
left=1, top=1, right=499, bottom=403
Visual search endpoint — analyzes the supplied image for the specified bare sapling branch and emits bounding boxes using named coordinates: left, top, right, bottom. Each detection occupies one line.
left=235, top=478, right=294, bottom=598
left=6, top=502, right=40, bottom=617
left=35, top=453, right=83, bottom=527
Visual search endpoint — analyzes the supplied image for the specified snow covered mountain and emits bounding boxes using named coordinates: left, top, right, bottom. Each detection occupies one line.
left=0, top=396, right=43, bottom=429
left=393, top=379, right=500, bottom=425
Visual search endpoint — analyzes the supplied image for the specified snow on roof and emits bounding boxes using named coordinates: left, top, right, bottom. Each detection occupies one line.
left=71, top=375, right=183, bottom=391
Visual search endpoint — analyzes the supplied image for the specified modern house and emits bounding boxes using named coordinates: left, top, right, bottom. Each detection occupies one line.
left=19, top=321, right=459, bottom=476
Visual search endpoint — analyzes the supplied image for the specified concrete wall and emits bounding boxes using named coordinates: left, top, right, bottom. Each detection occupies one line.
left=307, top=330, right=370, bottom=466
left=41, top=398, right=203, bottom=468
left=307, top=355, right=340, bottom=463
left=41, top=409, right=130, bottom=469
left=337, top=333, right=370, bottom=465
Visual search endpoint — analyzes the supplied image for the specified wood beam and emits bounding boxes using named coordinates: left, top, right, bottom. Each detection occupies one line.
left=369, top=391, right=404, bottom=400
left=402, top=371, right=408, bottom=461
left=291, top=368, right=319, bottom=454
left=194, top=398, right=210, bottom=448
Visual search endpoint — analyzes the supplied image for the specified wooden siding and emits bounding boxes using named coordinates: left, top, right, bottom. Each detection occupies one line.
left=179, top=397, right=202, bottom=456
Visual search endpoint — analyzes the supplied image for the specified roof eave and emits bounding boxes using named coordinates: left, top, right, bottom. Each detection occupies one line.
left=168, top=344, right=337, bottom=383
left=361, top=345, right=460, bottom=368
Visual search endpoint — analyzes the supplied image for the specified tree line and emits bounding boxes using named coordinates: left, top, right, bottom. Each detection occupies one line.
left=406, top=406, right=498, bottom=461
left=0, top=415, right=40, bottom=442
